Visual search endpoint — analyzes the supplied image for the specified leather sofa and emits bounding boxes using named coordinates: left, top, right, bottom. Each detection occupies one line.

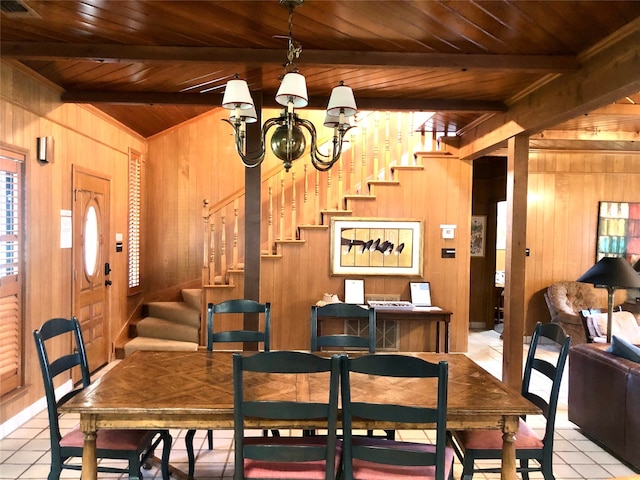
left=568, top=343, right=640, bottom=470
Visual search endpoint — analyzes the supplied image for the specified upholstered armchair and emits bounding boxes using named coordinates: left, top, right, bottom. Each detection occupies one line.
left=545, top=281, right=600, bottom=344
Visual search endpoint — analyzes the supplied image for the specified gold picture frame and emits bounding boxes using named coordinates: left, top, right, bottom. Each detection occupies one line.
left=330, top=218, right=423, bottom=276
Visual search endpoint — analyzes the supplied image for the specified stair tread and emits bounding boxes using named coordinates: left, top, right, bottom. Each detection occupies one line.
left=136, top=316, right=199, bottom=343
left=181, top=289, right=203, bottom=311
left=124, top=336, right=199, bottom=357
left=145, top=301, right=200, bottom=327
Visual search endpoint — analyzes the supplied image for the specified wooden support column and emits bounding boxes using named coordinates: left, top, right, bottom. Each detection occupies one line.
left=244, top=93, right=262, bottom=344
left=502, top=134, right=529, bottom=389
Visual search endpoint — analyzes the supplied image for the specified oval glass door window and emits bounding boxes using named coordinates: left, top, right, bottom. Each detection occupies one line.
left=84, top=205, right=99, bottom=277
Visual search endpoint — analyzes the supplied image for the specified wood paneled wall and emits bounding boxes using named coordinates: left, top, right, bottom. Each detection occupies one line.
left=264, top=153, right=473, bottom=352
left=203, top=152, right=473, bottom=352
left=0, top=61, right=144, bottom=424
left=144, top=109, right=252, bottom=293
left=524, top=150, right=640, bottom=333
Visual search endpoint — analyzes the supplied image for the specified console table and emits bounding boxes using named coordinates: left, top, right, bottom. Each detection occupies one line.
left=373, top=307, right=452, bottom=353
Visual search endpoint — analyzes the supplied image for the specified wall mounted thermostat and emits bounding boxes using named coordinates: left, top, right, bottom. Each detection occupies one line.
left=115, top=233, right=124, bottom=252
left=440, top=224, right=457, bottom=239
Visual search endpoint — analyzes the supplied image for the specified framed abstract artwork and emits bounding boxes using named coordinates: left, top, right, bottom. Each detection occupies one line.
left=597, top=201, right=640, bottom=267
left=330, top=218, right=423, bottom=276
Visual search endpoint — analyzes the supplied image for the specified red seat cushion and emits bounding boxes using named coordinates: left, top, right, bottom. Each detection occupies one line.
left=454, top=418, right=544, bottom=450
left=60, top=426, right=155, bottom=451
left=349, top=437, right=454, bottom=480
left=242, top=436, right=342, bottom=479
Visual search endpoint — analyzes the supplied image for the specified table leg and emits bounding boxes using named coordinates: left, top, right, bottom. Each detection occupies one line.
left=501, top=415, right=519, bottom=480
left=80, top=416, right=98, bottom=480
left=436, top=322, right=441, bottom=353
left=444, top=320, right=449, bottom=353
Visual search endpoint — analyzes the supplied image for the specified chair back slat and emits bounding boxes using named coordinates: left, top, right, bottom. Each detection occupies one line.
left=353, top=444, right=436, bottom=467
left=243, top=401, right=329, bottom=420
left=350, top=402, right=439, bottom=424
left=244, top=444, right=328, bottom=462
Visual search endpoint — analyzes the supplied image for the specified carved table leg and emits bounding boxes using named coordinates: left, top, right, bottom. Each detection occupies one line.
left=501, top=415, right=519, bottom=480
left=80, top=416, right=98, bottom=480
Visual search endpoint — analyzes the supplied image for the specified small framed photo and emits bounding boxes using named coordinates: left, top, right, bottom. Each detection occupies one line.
left=410, top=282, right=432, bottom=307
left=344, top=279, right=365, bottom=304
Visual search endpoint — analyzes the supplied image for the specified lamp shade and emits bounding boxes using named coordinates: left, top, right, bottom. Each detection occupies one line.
left=230, top=106, right=258, bottom=123
left=323, top=113, right=341, bottom=128
left=577, top=257, right=640, bottom=289
left=326, top=82, right=357, bottom=117
left=275, top=72, right=309, bottom=108
left=222, top=78, right=254, bottom=110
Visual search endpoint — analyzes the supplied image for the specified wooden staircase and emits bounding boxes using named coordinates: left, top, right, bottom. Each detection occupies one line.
left=120, top=111, right=466, bottom=353
left=201, top=111, right=438, bottom=285
left=121, top=288, right=202, bottom=357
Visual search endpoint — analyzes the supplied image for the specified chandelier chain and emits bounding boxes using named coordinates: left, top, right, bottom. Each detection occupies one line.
left=285, top=3, right=302, bottom=73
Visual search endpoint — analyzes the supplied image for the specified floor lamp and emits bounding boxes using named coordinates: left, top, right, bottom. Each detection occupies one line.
left=577, top=257, right=640, bottom=343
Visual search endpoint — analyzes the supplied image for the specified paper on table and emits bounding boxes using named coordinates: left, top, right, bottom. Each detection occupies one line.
left=412, top=306, right=442, bottom=312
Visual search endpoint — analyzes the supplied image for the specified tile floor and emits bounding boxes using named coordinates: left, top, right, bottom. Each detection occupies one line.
left=1, top=329, right=639, bottom=479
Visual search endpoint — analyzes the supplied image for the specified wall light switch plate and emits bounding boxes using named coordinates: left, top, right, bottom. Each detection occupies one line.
left=442, top=228, right=455, bottom=239
left=441, top=248, right=456, bottom=258
left=439, top=224, right=457, bottom=239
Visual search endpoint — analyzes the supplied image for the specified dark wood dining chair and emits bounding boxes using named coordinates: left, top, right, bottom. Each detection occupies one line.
left=449, top=322, right=570, bottom=480
left=233, top=351, right=342, bottom=480
left=207, top=299, right=271, bottom=351
left=340, top=354, right=453, bottom=480
left=33, top=317, right=172, bottom=480
left=311, top=303, right=376, bottom=353
left=186, top=299, right=271, bottom=477
left=310, top=303, right=384, bottom=438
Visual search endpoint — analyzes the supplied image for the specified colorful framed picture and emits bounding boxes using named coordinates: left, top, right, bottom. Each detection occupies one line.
left=597, top=201, right=640, bottom=266
left=330, top=218, right=423, bottom=276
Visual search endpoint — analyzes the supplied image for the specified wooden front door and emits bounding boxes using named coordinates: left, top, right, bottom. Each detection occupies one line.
left=72, top=167, right=111, bottom=371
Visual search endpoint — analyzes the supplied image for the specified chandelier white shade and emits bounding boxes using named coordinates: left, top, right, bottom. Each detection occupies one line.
left=220, top=0, right=356, bottom=172
left=326, top=82, right=357, bottom=117
left=275, top=72, right=309, bottom=108
left=229, top=106, right=258, bottom=124
left=221, top=78, right=253, bottom=110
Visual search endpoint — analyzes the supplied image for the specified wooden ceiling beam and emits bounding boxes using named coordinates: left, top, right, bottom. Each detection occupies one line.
left=60, top=90, right=507, bottom=112
left=457, top=20, right=640, bottom=160
left=2, top=42, right=579, bottom=72
left=532, top=129, right=640, bottom=142
left=588, top=103, right=640, bottom=115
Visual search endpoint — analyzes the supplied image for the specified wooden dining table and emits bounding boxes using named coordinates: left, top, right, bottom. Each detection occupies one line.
left=60, top=350, right=539, bottom=480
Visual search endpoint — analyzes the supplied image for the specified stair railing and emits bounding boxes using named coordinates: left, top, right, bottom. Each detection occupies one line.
left=202, top=111, right=451, bottom=285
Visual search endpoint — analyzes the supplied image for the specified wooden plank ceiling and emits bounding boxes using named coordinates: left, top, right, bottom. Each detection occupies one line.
left=1, top=0, right=639, bottom=150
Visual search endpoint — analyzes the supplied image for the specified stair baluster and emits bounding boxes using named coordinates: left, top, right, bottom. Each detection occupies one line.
left=279, top=172, right=285, bottom=242
left=202, top=199, right=210, bottom=283
left=383, top=111, right=390, bottom=180
left=233, top=199, right=239, bottom=269
left=291, top=171, right=297, bottom=240
left=314, top=169, right=320, bottom=223
left=267, top=186, right=274, bottom=254
left=220, top=215, right=227, bottom=282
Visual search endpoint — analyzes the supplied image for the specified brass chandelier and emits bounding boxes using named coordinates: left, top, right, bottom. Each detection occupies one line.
left=221, top=0, right=357, bottom=172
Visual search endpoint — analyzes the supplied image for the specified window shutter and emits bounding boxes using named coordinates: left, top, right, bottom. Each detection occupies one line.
left=0, top=155, right=22, bottom=396
left=128, top=151, right=142, bottom=292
